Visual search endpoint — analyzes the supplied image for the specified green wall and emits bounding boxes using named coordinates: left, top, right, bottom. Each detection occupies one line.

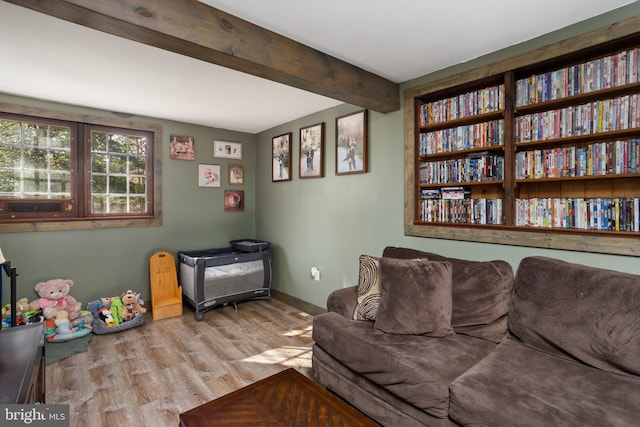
left=3, top=3, right=640, bottom=312
left=255, top=3, right=640, bottom=309
left=0, top=93, right=256, bottom=306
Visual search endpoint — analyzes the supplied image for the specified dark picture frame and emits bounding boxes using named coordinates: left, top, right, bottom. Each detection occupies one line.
left=272, top=132, right=292, bottom=182
left=335, top=109, right=368, bottom=175
left=299, top=123, right=325, bottom=179
left=224, top=190, right=244, bottom=212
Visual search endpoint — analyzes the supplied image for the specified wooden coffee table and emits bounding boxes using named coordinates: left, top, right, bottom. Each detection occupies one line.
left=179, top=368, right=379, bottom=426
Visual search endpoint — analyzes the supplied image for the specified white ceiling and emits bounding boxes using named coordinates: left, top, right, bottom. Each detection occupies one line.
left=0, top=0, right=635, bottom=133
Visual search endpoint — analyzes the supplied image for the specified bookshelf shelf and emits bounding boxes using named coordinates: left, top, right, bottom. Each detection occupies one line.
left=405, top=21, right=640, bottom=255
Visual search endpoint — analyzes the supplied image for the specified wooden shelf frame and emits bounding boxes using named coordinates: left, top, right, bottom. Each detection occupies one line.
left=404, top=16, right=640, bottom=256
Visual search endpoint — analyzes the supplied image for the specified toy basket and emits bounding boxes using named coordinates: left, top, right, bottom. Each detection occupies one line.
left=86, top=300, right=145, bottom=334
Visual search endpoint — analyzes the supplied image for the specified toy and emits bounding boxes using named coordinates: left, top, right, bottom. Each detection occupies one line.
left=120, top=290, right=146, bottom=322
left=71, top=310, right=93, bottom=331
left=28, top=279, right=82, bottom=320
left=109, top=297, right=123, bottom=326
left=97, top=304, right=116, bottom=327
left=54, top=310, right=74, bottom=335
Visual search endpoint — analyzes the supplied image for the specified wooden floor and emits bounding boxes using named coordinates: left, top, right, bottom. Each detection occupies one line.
left=46, top=298, right=315, bottom=427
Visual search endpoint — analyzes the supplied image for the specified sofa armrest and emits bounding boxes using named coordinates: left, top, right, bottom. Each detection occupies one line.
left=326, top=286, right=357, bottom=319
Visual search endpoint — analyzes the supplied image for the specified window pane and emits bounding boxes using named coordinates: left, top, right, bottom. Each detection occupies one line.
left=0, top=145, right=20, bottom=167
left=92, top=132, right=107, bottom=152
left=92, top=195, right=107, bottom=213
left=108, top=134, right=127, bottom=153
left=50, top=149, right=70, bottom=171
left=23, top=123, right=48, bottom=146
left=109, top=154, right=126, bottom=174
left=23, top=147, right=48, bottom=169
left=130, top=197, right=146, bottom=213
left=50, top=172, right=71, bottom=194
left=129, top=176, right=145, bottom=194
left=108, top=196, right=127, bottom=213
left=0, top=117, right=73, bottom=200
left=92, top=154, right=107, bottom=173
left=23, top=170, right=48, bottom=193
left=130, top=156, right=146, bottom=174
left=109, top=176, right=127, bottom=194
left=0, top=170, right=19, bottom=193
left=92, top=175, right=107, bottom=194
left=50, top=126, right=70, bottom=149
left=0, top=120, right=21, bottom=145
left=89, top=127, right=151, bottom=216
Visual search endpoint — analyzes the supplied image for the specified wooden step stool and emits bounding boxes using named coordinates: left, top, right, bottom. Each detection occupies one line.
left=149, top=251, right=183, bottom=320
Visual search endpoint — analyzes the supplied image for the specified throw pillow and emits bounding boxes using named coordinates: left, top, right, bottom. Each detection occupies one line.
left=374, top=258, right=454, bottom=337
left=353, top=255, right=382, bottom=321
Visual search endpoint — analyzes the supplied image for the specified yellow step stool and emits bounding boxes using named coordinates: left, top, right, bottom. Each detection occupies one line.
left=149, top=251, right=183, bottom=320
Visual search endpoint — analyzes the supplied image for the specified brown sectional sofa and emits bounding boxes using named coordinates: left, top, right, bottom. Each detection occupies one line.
left=312, top=247, right=640, bottom=426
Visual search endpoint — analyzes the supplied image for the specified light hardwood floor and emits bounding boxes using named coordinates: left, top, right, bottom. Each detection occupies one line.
left=46, top=298, right=315, bottom=427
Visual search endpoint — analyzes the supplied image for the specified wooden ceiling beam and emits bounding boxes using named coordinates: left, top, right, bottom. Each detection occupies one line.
left=7, top=0, right=400, bottom=113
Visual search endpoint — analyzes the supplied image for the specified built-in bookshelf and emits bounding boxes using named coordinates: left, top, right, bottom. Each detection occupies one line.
left=416, top=79, right=506, bottom=225
left=405, top=19, right=640, bottom=255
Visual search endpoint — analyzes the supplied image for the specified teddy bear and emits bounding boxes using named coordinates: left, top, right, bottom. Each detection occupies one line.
left=120, top=290, right=146, bottom=322
left=28, top=278, right=82, bottom=320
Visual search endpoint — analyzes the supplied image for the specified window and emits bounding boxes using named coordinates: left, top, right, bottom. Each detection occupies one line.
left=85, top=125, right=152, bottom=217
left=0, top=109, right=161, bottom=231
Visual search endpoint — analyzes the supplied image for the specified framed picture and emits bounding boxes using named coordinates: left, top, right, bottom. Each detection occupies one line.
left=336, top=110, right=368, bottom=175
left=272, top=132, right=292, bottom=182
left=198, top=164, right=221, bottom=187
left=228, top=164, right=244, bottom=185
left=299, top=123, right=325, bottom=179
left=224, top=190, right=244, bottom=212
left=170, top=135, right=195, bottom=160
left=213, top=140, right=242, bottom=159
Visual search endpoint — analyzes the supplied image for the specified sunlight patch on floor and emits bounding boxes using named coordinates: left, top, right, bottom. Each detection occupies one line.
left=242, top=346, right=312, bottom=368
left=283, top=325, right=312, bottom=338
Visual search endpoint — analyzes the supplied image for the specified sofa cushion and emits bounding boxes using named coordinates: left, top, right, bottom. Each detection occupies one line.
left=382, top=246, right=514, bottom=343
left=353, top=255, right=382, bottom=320
left=312, top=311, right=497, bottom=418
left=509, top=256, right=640, bottom=376
left=374, top=258, right=453, bottom=337
left=449, top=338, right=640, bottom=426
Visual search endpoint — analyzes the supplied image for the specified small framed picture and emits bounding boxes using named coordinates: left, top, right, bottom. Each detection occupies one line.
left=228, top=164, right=244, bottom=185
left=170, top=135, right=195, bottom=160
left=336, top=110, right=368, bottom=175
left=272, top=132, right=292, bottom=182
left=224, top=190, right=244, bottom=212
left=214, top=140, right=242, bottom=159
left=299, top=123, right=325, bottom=179
left=198, top=164, right=221, bottom=187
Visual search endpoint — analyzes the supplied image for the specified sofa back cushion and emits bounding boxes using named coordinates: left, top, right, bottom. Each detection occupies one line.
left=509, top=256, right=640, bottom=376
left=374, top=258, right=454, bottom=337
left=382, top=246, right=514, bottom=343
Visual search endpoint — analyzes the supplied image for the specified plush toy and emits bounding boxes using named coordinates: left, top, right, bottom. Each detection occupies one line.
left=120, top=290, right=146, bottom=322
left=71, top=310, right=93, bottom=331
left=28, top=279, right=82, bottom=320
left=97, top=304, right=116, bottom=327
left=109, top=297, right=123, bottom=326
left=54, top=310, right=75, bottom=335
